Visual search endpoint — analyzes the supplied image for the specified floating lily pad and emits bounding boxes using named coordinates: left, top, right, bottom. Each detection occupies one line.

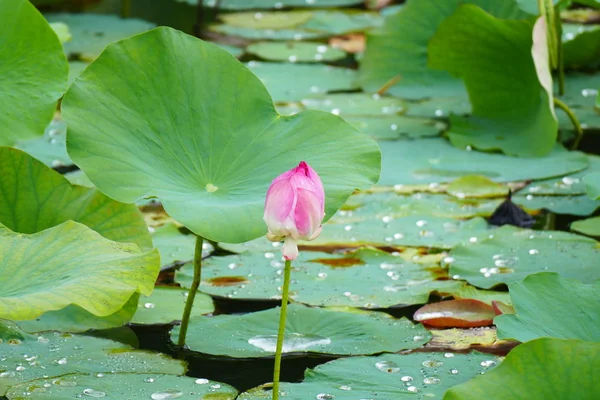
left=63, top=28, right=379, bottom=244
left=247, top=61, right=358, bottom=102
left=176, top=248, right=462, bottom=308
left=346, top=115, right=445, bottom=140
left=495, top=273, right=600, bottom=342
left=209, top=24, right=325, bottom=40
left=151, top=223, right=212, bottom=266
left=309, top=215, right=490, bottom=249
left=247, top=41, right=346, bottom=62
left=414, top=299, right=496, bottom=328
left=192, top=0, right=363, bottom=9
left=445, top=338, right=600, bottom=400
left=429, top=7, right=557, bottom=156
left=449, top=226, right=600, bottom=289
left=6, top=373, right=238, bottom=400
left=1, top=0, right=68, bottom=146
left=0, top=221, right=159, bottom=321
left=45, top=13, right=155, bottom=61
left=513, top=193, right=600, bottom=216
left=561, top=73, right=600, bottom=130
left=15, top=293, right=139, bottom=334
left=220, top=10, right=313, bottom=29
left=300, top=10, right=383, bottom=35
left=521, top=155, right=600, bottom=196
left=171, top=304, right=430, bottom=357
left=571, top=216, right=600, bottom=236
left=240, top=351, right=500, bottom=399
left=585, top=171, right=600, bottom=199
left=0, top=321, right=185, bottom=396
left=131, top=287, right=214, bottom=325
left=0, top=147, right=151, bottom=249
left=358, top=0, right=529, bottom=99
left=447, top=176, right=509, bottom=199
left=301, top=93, right=405, bottom=116
left=14, top=117, right=72, bottom=168
left=404, top=97, right=472, bottom=119
left=448, top=285, right=512, bottom=306
left=563, top=24, right=600, bottom=68
left=378, top=138, right=588, bottom=186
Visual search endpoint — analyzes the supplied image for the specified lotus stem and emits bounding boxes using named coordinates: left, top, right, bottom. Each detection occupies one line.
left=553, top=97, right=583, bottom=150
left=376, top=74, right=402, bottom=96
left=272, top=259, right=292, bottom=400
left=178, top=234, right=204, bottom=347
left=121, top=0, right=131, bottom=18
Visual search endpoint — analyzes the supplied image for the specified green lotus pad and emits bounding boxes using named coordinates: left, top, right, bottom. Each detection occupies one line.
left=14, top=118, right=72, bottom=168
left=571, top=216, right=600, bottom=236
left=188, top=0, right=363, bottom=9
left=176, top=248, right=462, bottom=308
left=170, top=304, right=430, bottom=357
left=445, top=338, right=600, bottom=400
left=15, top=292, right=139, bottom=334
left=449, top=226, right=600, bottom=289
left=131, top=287, right=214, bottom=325
left=0, top=147, right=151, bottom=250
left=62, top=28, right=380, bottom=244
left=495, top=272, right=600, bottom=342
left=0, top=221, right=159, bottom=321
left=358, top=0, right=529, bottom=99
left=0, top=320, right=186, bottom=396
left=45, top=13, right=155, bottom=61
left=0, top=0, right=68, bottom=146
left=378, top=138, right=588, bottom=186
left=240, top=351, right=501, bottom=399
left=6, top=373, right=238, bottom=399
left=247, top=41, right=346, bottom=62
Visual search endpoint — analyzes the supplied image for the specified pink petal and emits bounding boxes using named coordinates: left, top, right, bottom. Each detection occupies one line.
left=293, top=188, right=324, bottom=239
left=264, top=179, right=297, bottom=236
left=283, top=236, right=299, bottom=260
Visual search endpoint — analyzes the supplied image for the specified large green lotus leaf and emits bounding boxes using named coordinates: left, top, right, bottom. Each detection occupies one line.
left=346, top=115, right=445, bottom=140
left=429, top=5, right=557, bottom=156
left=0, top=0, right=68, bottom=146
left=247, top=41, right=346, bottom=62
left=521, top=154, right=600, bottom=196
left=300, top=10, right=383, bottom=35
left=151, top=222, right=213, bottom=267
left=495, top=273, right=600, bottom=342
left=309, top=215, right=490, bottom=249
left=571, top=216, right=600, bottom=236
left=171, top=304, right=430, bottom=357
left=560, top=73, right=600, bottom=130
left=0, top=147, right=151, bottom=249
left=300, top=93, right=406, bottom=116
left=357, top=0, right=529, bottom=99
left=0, top=221, right=159, bottom=320
left=63, top=28, right=379, bottom=244
left=45, top=13, right=155, bottom=61
left=444, top=338, right=600, bottom=400
left=187, top=0, right=363, bottom=9
left=220, top=10, right=313, bottom=29
left=513, top=193, right=600, bottom=216
left=6, top=373, right=237, bottom=400
left=209, top=24, right=325, bottom=40
left=131, top=287, right=214, bottom=325
left=14, top=118, right=72, bottom=168
left=15, top=293, right=139, bottom=334
left=448, top=226, right=600, bottom=289
left=246, top=61, right=358, bottom=102
left=585, top=171, right=600, bottom=199
left=175, top=248, right=462, bottom=308
left=378, top=138, right=588, bottom=186
left=240, top=351, right=501, bottom=399
left=0, top=321, right=185, bottom=396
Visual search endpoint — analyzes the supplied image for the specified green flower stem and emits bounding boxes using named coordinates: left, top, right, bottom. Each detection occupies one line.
left=178, top=234, right=204, bottom=347
left=121, top=0, right=131, bottom=18
left=272, top=259, right=292, bottom=400
left=553, top=97, right=583, bottom=150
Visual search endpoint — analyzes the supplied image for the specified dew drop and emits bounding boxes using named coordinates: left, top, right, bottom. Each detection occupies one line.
left=582, top=88, right=599, bottom=97
left=151, top=390, right=184, bottom=399
left=443, top=353, right=455, bottom=358
left=400, top=376, right=413, bottom=382
left=422, top=360, right=443, bottom=368
left=339, top=385, right=351, bottom=391
left=317, top=272, right=328, bottom=279
left=288, top=55, right=298, bottom=62
left=469, top=237, right=478, bottom=243
left=331, top=108, right=341, bottom=115
left=57, top=357, right=68, bottom=365
left=407, top=386, right=419, bottom=393
left=423, top=377, right=441, bottom=385
left=434, top=109, right=444, bottom=117
left=480, top=360, right=497, bottom=368
left=144, top=378, right=155, bottom=383
left=195, top=378, right=209, bottom=384
left=316, top=394, right=334, bottom=400
left=529, top=249, right=539, bottom=255
left=450, top=369, right=459, bottom=375
left=144, top=303, right=155, bottom=309
left=15, top=366, right=25, bottom=371
left=416, top=220, right=427, bottom=227
left=375, top=360, right=400, bottom=373
left=83, top=388, right=106, bottom=397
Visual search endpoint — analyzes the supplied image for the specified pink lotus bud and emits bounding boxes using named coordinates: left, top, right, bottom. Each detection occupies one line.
left=264, top=161, right=325, bottom=261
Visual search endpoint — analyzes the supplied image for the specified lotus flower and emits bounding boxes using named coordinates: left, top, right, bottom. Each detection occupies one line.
left=264, top=161, right=325, bottom=260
